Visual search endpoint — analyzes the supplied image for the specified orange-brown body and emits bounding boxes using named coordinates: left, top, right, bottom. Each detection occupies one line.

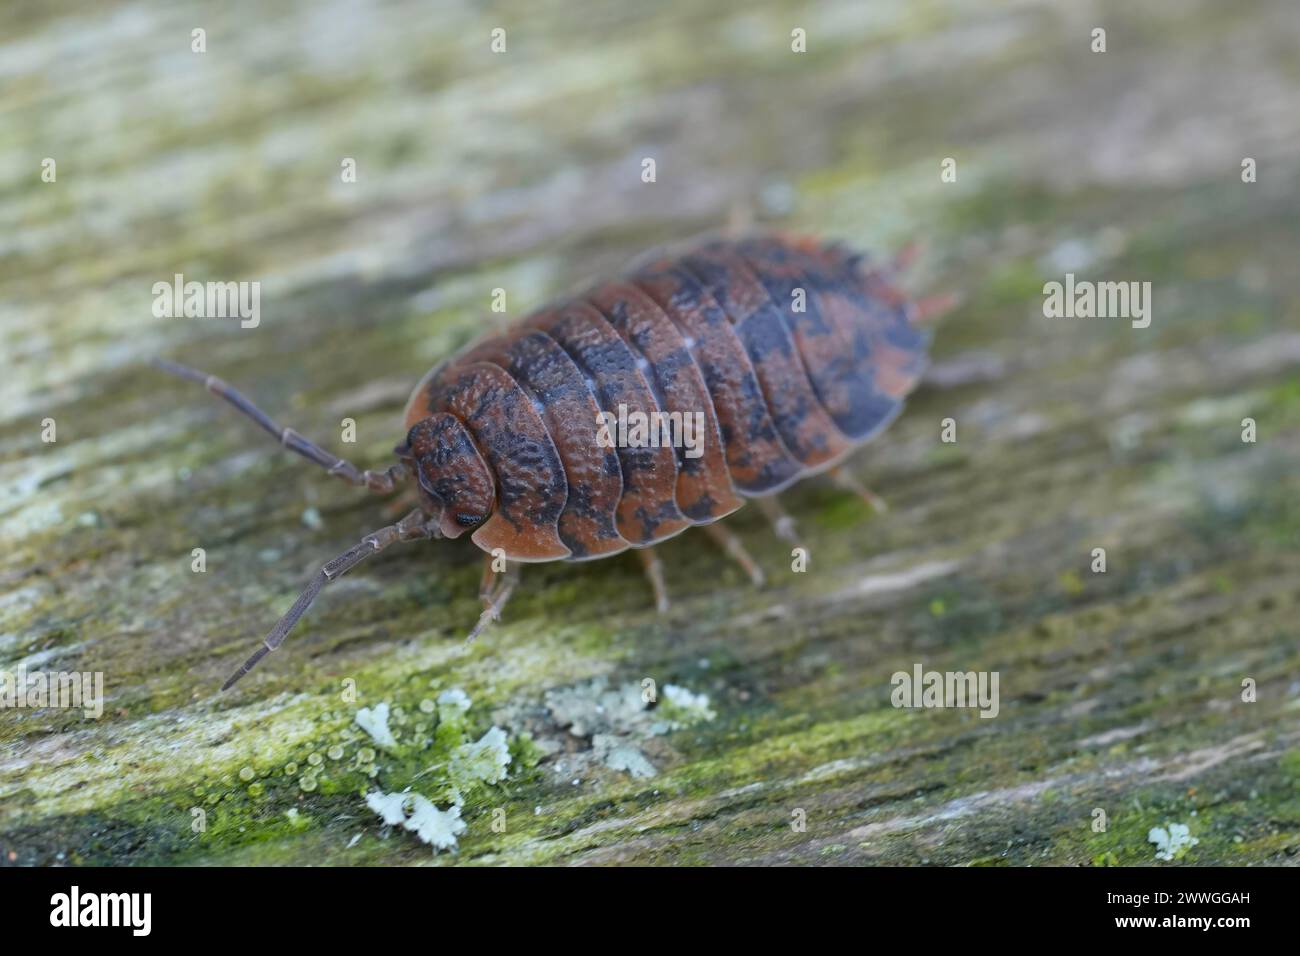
left=401, top=233, right=931, bottom=563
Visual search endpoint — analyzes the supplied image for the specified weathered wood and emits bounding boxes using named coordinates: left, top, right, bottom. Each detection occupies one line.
left=2, top=0, right=1299, bottom=866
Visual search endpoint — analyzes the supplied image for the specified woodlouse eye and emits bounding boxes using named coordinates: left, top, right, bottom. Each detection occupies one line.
left=454, top=512, right=484, bottom=527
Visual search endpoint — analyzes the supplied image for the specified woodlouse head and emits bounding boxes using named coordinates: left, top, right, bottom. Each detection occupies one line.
left=402, top=413, right=495, bottom=539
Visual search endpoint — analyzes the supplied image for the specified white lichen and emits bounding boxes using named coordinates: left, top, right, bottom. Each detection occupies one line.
left=358, top=691, right=514, bottom=852
left=436, top=688, right=472, bottom=724
left=544, top=678, right=651, bottom=738
left=1148, top=822, right=1198, bottom=862
left=403, top=795, right=466, bottom=851
left=451, top=726, right=511, bottom=786
left=365, top=789, right=408, bottom=826
left=541, top=678, right=716, bottom=779
left=593, top=734, right=657, bottom=779
left=660, top=684, right=716, bottom=727
left=364, top=790, right=467, bottom=852
left=355, top=702, right=398, bottom=749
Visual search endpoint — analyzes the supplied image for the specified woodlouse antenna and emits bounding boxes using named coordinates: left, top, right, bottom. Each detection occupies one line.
left=152, top=357, right=409, bottom=493
left=222, top=507, right=434, bottom=690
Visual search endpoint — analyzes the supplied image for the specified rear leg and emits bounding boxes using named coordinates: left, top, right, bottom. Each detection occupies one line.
left=754, top=495, right=800, bottom=546
left=828, top=466, right=888, bottom=514
left=911, top=293, right=959, bottom=324
left=874, top=243, right=959, bottom=324
left=702, top=521, right=765, bottom=587
left=636, top=547, right=671, bottom=614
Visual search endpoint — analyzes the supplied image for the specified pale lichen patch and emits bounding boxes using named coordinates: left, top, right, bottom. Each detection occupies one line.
left=356, top=688, right=512, bottom=853
left=520, top=677, right=719, bottom=780
left=355, top=702, right=398, bottom=749
left=365, top=790, right=467, bottom=851
left=1148, top=822, right=1199, bottom=862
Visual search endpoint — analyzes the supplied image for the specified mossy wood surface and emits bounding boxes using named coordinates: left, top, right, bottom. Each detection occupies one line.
left=2, top=0, right=1299, bottom=866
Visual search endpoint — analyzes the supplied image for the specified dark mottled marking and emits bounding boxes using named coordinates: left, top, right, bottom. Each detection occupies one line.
left=680, top=247, right=851, bottom=468
left=631, top=264, right=803, bottom=494
left=522, top=302, right=691, bottom=546
left=424, top=361, right=570, bottom=561
left=585, top=280, right=742, bottom=523
left=443, top=326, right=627, bottom=559
left=731, top=237, right=903, bottom=439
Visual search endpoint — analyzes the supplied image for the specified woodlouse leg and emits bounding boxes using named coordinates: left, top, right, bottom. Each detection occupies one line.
left=222, top=508, right=433, bottom=690
left=152, top=358, right=409, bottom=494
left=702, top=522, right=765, bottom=588
left=755, top=496, right=800, bottom=545
left=893, top=241, right=921, bottom=273
left=724, top=198, right=755, bottom=236
left=467, top=557, right=520, bottom=644
left=636, top=547, right=671, bottom=614
left=828, top=466, right=889, bottom=514
left=478, top=553, right=498, bottom=607
left=912, top=293, right=959, bottom=324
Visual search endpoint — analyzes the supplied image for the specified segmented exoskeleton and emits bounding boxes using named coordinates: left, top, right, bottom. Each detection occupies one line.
left=155, top=232, right=948, bottom=689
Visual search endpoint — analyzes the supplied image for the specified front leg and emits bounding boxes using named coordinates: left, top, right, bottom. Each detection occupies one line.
left=467, top=553, right=521, bottom=643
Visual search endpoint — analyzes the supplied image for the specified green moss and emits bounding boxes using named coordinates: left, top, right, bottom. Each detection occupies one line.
left=1280, top=750, right=1300, bottom=788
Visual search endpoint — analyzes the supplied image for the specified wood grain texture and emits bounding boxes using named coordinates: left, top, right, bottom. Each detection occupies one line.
left=2, top=0, right=1299, bottom=866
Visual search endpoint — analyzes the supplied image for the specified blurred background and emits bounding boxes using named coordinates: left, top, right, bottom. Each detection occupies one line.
left=1, top=0, right=1298, bottom=866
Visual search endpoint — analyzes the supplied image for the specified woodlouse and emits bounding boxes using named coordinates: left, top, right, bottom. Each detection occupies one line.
left=155, top=231, right=948, bottom=689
